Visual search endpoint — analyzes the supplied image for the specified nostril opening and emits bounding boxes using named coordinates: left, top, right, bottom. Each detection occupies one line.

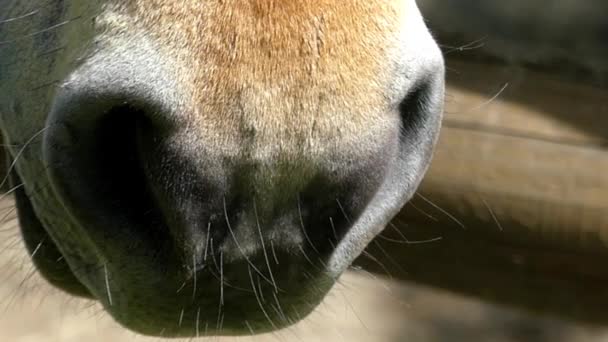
left=95, top=107, right=153, bottom=211
left=44, top=101, right=172, bottom=254
left=87, top=106, right=169, bottom=239
left=398, top=82, right=430, bottom=136
left=397, top=73, right=444, bottom=153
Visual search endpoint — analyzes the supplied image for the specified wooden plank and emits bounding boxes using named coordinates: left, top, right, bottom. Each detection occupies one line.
left=357, top=60, right=608, bottom=324
left=419, top=0, right=608, bottom=77
left=444, top=59, right=608, bottom=147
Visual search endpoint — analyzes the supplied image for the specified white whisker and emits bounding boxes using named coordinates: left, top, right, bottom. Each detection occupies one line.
left=103, top=264, right=113, bottom=306
left=416, top=193, right=466, bottom=229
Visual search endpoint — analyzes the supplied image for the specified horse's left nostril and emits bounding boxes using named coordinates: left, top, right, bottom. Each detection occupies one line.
left=43, top=86, right=181, bottom=287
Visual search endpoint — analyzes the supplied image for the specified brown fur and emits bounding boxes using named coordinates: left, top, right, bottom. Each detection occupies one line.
left=104, top=0, right=405, bottom=159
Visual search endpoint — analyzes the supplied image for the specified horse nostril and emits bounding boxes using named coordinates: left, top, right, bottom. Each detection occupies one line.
left=397, top=68, right=445, bottom=160
left=84, top=106, right=157, bottom=219
left=43, top=89, right=175, bottom=266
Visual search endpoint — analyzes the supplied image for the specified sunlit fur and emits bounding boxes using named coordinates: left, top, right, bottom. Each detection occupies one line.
left=95, top=0, right=423, bottom=166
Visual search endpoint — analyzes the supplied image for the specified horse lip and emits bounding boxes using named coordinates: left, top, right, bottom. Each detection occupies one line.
left=11, top=170, right=94, bottom=298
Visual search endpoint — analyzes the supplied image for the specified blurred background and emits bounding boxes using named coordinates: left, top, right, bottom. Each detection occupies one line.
left=1, top=0, right=607, bottom=341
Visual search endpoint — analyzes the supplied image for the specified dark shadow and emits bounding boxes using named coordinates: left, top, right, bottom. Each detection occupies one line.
left=442, top=58, right=608, bottom=147
left=419, top=0, right=608, bottom=83
left=418, top=0, right=608, bottom=144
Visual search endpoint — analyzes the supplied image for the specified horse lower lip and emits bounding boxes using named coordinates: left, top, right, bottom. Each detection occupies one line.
left=11, top=173, right=93, bottom=298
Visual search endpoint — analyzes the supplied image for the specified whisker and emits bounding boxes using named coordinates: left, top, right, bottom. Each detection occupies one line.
left=256, top=274, right=265, bottom=303
left=0, top=125, right=50, bottom=190
left=327, top=237, right=336, bottom=249
left=301, top=270, right=313, bottom=281
left=0, top=254, right=23, bottom=280
left=290, top=304, right=303, bottom=322
left=0, top=9, right=39, bottom=25
left=0, top=233, right=23, bottom=255
left=0, top=220, right=19, bottom=234
left=416, top=193, right=466, bottom=229
left=176, top=281, right=187, bottom=294
left=407, top=201, right=438, bottom=222
left=272, top=291, right=288, bottom=324
left=353, top=268, right=393, bottom=293
left=297, top=194, right=320, bottom=254
left=269, top=239, right=280, bottom=265
left=297, top=245, right=320, bottom=272
left=178, top=308, right=185, bottom=327
left=244, top=320, right=255, bottom=335
left=441, top=36, right=487, bottom=54
left=248, top=264, right=277, bottom=331
left=335, top=199, right=350, bottom=223
left=482, top=198, right=504, bottom=231
left=0, top=17, right=81, bottom=46
left=468, top=82, right=510, bottom=112
left=219, top=251, right=224, bottom=306
left=0, top=203, right=17, bottom=211
left=329, top=217, right=339, bottom=240
left=372, top=240, right=408, bottom=276
left=206, top=239, right=254, bottom=293
left=203, top=221, right=211, bottom=262
left=253, top=199, right=278, bottom=293
left=2, top=263, right=38, bottom=311
left=217, top=281, right=224, bottom=337
left=2, top=251, right=30, bottom=281
left=216, top=312, right=224, bottom=335
left=339, top=290, right=370, bottom=334
left=209, top=237, right=219, bottom=271
left=192, top=254, right=197, bottom=301
left=0, top=183, right=25, bottom=201
left=377, top=233, right=443, bottom=245
left=379, top=223, right=443, bottom=245
left=206, top=265, right=253, bottom=293
left=29, top=239, right=45, bottom=259
left=361, top=250, right=393, bottom=280
left=222, top=196, right=276, bottom=288
left=0, top=208, right=18, bottom=228
left=104, top=264, right=113, bottom=306
left=195, top=306, right=201, bottom=338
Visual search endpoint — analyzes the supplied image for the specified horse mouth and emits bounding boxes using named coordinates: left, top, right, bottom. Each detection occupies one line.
left=11, top=165, right=338, bottom=336
left=12, top=172, right=93, bottom=299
